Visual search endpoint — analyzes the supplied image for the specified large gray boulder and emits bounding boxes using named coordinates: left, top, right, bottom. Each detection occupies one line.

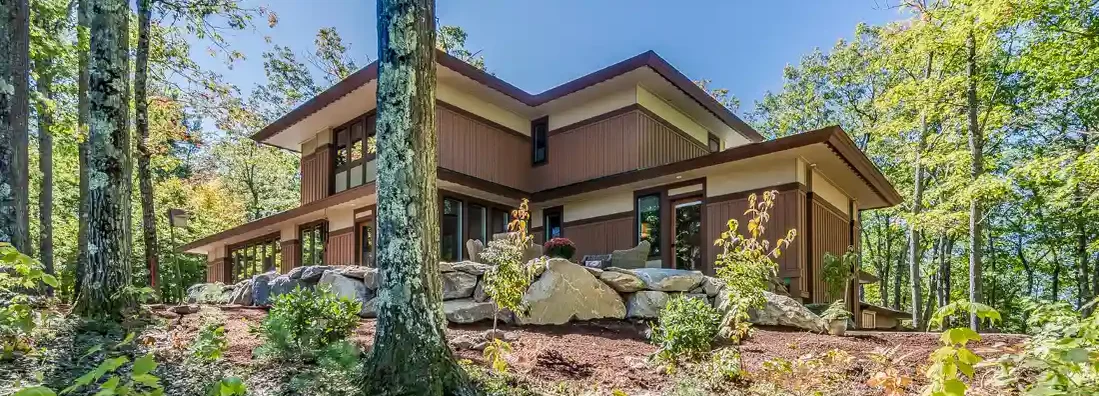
left=466, top=239, right=484, bottom=263
left=442, top=271, right=478, bottom=300
left=451, top=261, right=492, bottom=276
left=286, top=266, right=307, bottom=280
left=443, top=299, right=504, bottom=324
left=186, top=283, right=229, bottom=304
left=317, top=271, right=370, bottom=306
left=268, top=275, right=304, bottom=301
left=340, top=266, right=379, bottom=290
left=359, top=298, right=377, bottom=318
left=300, top=266, right=333, bottom=283
left=720, top=291, right=826, bottom=332
left=473, top=280, right=489, bottom=302
left=227, top=280, right=253, bottom=306
left=251, top=271, right=277, bottom=306
left=598, top=268, right=645, bottom=293
left=698, top=276, right=723, bottom=297
left=629, top=268, right=704, bottom=292
left=611, top=241, right=650, bottom=269
left=518, top=258, right=626, bottom=325
left=625, top=290, right=670, bottom=319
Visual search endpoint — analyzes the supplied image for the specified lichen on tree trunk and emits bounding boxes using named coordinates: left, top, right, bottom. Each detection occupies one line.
left=0, top=0, right=31, bottom=253
left=72, top=0, right=134, bottom=319
left=363, top=0, right=478, bottom=395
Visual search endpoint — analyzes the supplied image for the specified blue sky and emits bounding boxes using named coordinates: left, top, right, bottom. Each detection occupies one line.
left=196, top=0, right=903, bottom=111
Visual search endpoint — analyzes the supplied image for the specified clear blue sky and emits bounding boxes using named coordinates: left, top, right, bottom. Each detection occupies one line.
left=195, top=0, right=902, bottom=111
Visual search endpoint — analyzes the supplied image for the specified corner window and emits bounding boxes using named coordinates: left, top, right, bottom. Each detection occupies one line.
left=229, top=234, right=281, bottom=282
left=708, top=134, right=721, bottom=152
left=543, top=206, right=563, bottom=242
left=333, top=114, right=376, bottom=193
left=531, top=117, right=548, bottom=165
left=636, top=194, right=661, bottom=257
left=300, top=222, right=328, bottom=267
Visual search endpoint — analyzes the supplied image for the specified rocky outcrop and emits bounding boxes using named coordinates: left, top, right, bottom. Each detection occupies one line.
left=318, top=270, right=370, bottom=305
left=628, top=268, right=704, bottom=292
left=519, top=258, right=626, bottom=325
left=251, top=272, right=277, bottom=306
left=598, top=269, right=645, bottom=293
left=227, top=280, right=252, bottom=306
left=466, top=239, right=484, bottom=263
left=443, top=299, right=505, bottom=324
left=725, top=291, right=826, bottom=332
left=300, top=266, right=333, bottom=282
left=625, top=290, right=669, bottom=319
left=442, top=271, right=478, bottom=300
left=452, top=262, right=492, bottom=276
left=610, top=241, right=650, bottom=269
left=268, top=275, right=304, bottom=301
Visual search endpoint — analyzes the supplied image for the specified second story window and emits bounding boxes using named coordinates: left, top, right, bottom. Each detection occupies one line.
left=531, top=117, right=548, bottom=165
left=334, top=114, right=376, bottom=193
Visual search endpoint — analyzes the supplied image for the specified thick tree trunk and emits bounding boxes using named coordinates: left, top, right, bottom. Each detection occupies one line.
left=966, top=32, right=983, bottom=331
left=364, top=0, right=475, bottom=394
left=72, top=0, right=134, bottom=319
left=35, top=66, right=54, bottom=295
left=135, top=0, right=159, bottom=289
left=75, top=0, right=90, bottom=299
left=0, top=0, right=31, bottom=253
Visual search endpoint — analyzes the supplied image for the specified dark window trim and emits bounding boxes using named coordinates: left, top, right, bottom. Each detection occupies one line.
left=227, top=232, right=281, bottom=282
left=531, top=116, right=549, bottom=166
left=542, top=205, right=564, bottom=242
left=332, top=110, right=378, bottom=192
left=355, top=216, right=376, bottom=267
left=438, top=190, right=515, bottom=259
left=633, top=191, right=664, bottom=260
left=633, top=178, right=709, bottom=270
left=298, top=220, right=329, bottom=267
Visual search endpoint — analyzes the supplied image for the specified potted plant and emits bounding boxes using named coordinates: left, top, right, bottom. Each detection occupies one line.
left=821, top=300, right=852, bottom=336
left=543, top=237, right=576, bottom=260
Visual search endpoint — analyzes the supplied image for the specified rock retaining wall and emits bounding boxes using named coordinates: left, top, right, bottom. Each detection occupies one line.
left=187, top=258, right=825, bottom=331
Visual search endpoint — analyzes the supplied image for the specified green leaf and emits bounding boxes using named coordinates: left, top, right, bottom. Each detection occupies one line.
left=100, top=376, right=120, bottom=390
left=14, top=387, right=57, bottom=396
left=40, top=274, right=59, bottom=288
left=81, top=344, right=103, bottom=359
left=957, top=347, right=981, bottom=365
left=114, top=333, right=135, bottom=348
left=1063, top=348, right=1090, bottom=363
left=941, top=379, right=967, bottom=396
left=132, top=354, right=156, bottom=376
left=131, top=374, right=160, bottom=387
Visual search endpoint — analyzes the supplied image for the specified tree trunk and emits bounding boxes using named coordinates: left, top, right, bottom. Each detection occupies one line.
left=0, top=0, right=31, bottom=253
left=72, top=0, right=133, bottom=319
left=135, top=0, right=159, bottom=289
left=75, top=0, right=90, bottom=299
left=363, top=0, right=475, bottom=394
left=908, top=52, right=933, bottom=329
left=34, top=59, right=54, bottom=295
left=892, top=238, right=906, bottom=310
left=966, top=32, right=983, bottom=331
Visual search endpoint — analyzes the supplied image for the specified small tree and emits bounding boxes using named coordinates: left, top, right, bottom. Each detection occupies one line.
left=821, top=247, right=859, bottom=304
left=479, top=198, right=541, bottom=372
left=712, top=190, right=796, bottom=342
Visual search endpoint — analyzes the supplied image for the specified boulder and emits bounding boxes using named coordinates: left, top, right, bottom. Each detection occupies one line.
left=629, top=268, right=704, bottom=292
left=466, top=239, right=484, bottom=263
left=361, top=268, right=379, bottom=290
left=725, top=291, right=826, bottom=332
left=251, top=272, right=277, bottom=306
left=473, top=280, right=489, bottom=302
left=611, top=241, right=650, bottom=269
left=585, top=267, right=604, bottom=276
left=170, top=305, right=200, bottom=315
left=318, top=271, right=369, bottom=305
left=518, top=258, right=626, bottom=325
left=186, top=283, right=227, bottom=304
left=598, top=269, right=645, bottom=293
left=626, top=291, right=670, bottom=319
left=442, top=271, right=478, bottom=300
left=700, top=276, right=723, bottom=297
left=268, top=276, right=304, bottom=301
left=685, top=293, right=709, bottom=304
left=338, top=266, right=371, bottom=279
left=286, top=266, right=307, bottom=280
left=359, top=298, right=377, bottom=318
left=300, top=266, right=333, bottom=283
left=227, top=280, right=253, bottom=306
left=451, top=261, right=492, bottom=276
left=438, top=262, right=455, bottom=272
left=443, top=299, right=504, bottom=324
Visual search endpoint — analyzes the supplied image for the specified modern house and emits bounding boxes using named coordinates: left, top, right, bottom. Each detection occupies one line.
left=181, top=50, right=903, bottom=327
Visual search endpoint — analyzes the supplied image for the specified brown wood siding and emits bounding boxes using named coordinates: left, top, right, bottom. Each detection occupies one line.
left=280, top=240, right=300, bottom=274
left=300, top=145, right=332, bottom=205
left=564, top=216, right=634, bottom=259
left=532, top=111, right=640, bottom=191
left=638, top=111, right=709, bottom=169
left=326, top=228, right=356, bottom=266
left=207, top=258, right=229, bottom=283
left=705, top=189, right=803, bottom=290
left=811, top=196, right=851, bottom=303
left=437, top=106, right=530, bottom=191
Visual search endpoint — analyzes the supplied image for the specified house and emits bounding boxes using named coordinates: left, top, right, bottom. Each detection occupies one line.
left=181, top=50, right=902, bottom=327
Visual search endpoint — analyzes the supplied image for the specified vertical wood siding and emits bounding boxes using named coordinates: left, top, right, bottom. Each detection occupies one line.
left=280, top=240, right=300, bottom=273
left=638, top=111, right=709, bottom=169
left=437, top=106, right=530, bottom=191
left=564, top=216, right=634, bottom=259
left=300, top=146, right=331, bottom=205
left=811, top=196, right=851, bottom=303
left=705, top=189, right=804, bottom=292
left=325, top=228, right=356, bottom=266
left=207, top=258, right=229, bottom=283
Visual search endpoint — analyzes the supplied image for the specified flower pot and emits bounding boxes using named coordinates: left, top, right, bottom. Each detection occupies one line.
left=827, top=318, right=848, bottom=336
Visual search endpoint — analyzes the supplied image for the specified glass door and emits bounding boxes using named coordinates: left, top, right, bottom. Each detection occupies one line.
left=672, top=198, right=703, bottom=270
left=358, top=220, right=375, bottom=267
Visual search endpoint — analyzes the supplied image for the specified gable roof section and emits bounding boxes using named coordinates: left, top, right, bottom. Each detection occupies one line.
left=250, top=50, right=763, bottom=143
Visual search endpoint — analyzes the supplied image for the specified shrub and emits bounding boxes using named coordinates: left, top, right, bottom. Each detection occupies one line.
left=923, top=301, right=1001, bottom=396
left=190, top=321, right=229, bottom=362
left=652, top=295, right=722, bottom=364
left=482, top=199, right=540, bottom=329
left=254, top=285, right=360, bottom=362
left=543, top=238, right=576, bottom=260
left=992, top=298, right=1098, bottom=395
left=820, top=300, right=852, bottom=321
left=1, top=243, right=58, bottom=360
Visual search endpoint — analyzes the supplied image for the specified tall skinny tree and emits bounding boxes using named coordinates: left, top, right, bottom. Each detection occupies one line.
left=0, top=0, right=31, bottom=253
left=365, top=0, right=475, bottom=394
left=965, top=31, right=983, bottom=330
left=135, top=0, right=159, bottom=288
left=73, top=0, right=133, bottom=318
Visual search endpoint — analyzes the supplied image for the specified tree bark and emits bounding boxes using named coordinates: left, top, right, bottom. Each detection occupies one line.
left=966, top=32, right=984, bottom=331
left=72, top=0, right=134, bottom=319
left=135, top=0, right=159, bottom=289
left=363, top=0, right=476, bottom=394
left=75, top=0, right=90, bottom=299
left=908, top=52, right=933, bottom=329
left=893, top=237, right=906, bottom=310
left=34, top=55, right=54, bottom=295
left=0, top=0, right=31, bottom=253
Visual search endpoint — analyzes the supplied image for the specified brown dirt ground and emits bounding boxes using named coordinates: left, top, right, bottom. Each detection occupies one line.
left=160, top=306, right=1027, bottom=394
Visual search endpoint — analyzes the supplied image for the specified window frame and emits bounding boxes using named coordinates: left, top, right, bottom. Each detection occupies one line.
left=542, top=206, right=564, bottom=243
left=298, top=220, right=328, bottom=267
left=227, top=232, right=281, bottom=282
left=332, top=111, right=377, bottom=193
left=530, top=116, right=549, bottom=166
left=634, top=192, right=663, bottom=259
left=439, top=191, right=516, bottom=260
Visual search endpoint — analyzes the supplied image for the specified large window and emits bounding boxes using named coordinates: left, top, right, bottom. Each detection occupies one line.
left=334, top=114, right=376, bottom=193
left=357, top=220, right=375, bottom=267
left=440, top=195, right=513, bottom=261
left=531, top=117, right=548, bottom=165
left=229, top=234, right=281, bottom=282
left=441, top=198, right=463, bottom=262
left=543, top=206, right=563, bottom=242
left=637, top=194, right=661, bottom=258
left=300, top=221, right=327, bottom=267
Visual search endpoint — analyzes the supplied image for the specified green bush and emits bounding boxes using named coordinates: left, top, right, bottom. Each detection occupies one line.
left=254, top=285, right=361, bottom=362
left=190, top=321, right=229, bottom=362
left=652, top=295, right=722, bottom=364
left=1, top=243, right=58, bottom=360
